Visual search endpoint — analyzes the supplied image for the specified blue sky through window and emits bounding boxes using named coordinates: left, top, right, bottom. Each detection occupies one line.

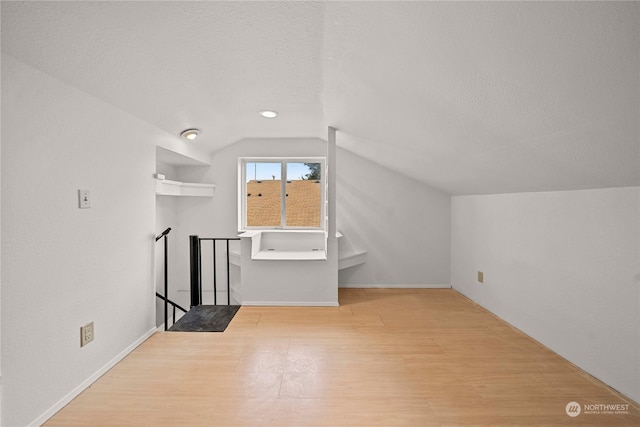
left=246, top=162, right=314, bottom=182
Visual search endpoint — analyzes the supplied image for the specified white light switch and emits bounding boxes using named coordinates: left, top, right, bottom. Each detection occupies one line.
left=78, top=189, right=91, bottom=209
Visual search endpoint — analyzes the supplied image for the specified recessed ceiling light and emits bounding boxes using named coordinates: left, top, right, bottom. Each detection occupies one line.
left=259, top=110, right=278, bottom=119
left=180, top=128, right=200, bottom=141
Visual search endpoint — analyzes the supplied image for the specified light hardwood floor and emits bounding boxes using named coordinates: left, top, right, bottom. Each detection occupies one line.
left=45, top=289, right=639, bottom=426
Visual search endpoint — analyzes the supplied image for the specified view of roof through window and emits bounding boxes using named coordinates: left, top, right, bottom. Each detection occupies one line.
left=245, top=161, right=322, bottom=228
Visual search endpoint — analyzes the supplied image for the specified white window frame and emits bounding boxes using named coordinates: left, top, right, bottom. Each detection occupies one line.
left=238, top=157, right=326, bottom=231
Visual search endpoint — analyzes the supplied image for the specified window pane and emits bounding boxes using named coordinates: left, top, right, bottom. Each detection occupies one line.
left=246, top=162, right=281, bottom=227
left=285, top=162, right=321, bottom=227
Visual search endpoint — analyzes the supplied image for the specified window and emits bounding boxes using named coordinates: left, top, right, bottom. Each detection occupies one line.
left=239, top=158, right=325, bottom=230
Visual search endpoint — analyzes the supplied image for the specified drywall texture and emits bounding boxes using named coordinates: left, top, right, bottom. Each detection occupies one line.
left=1, top=55, right=158, bottom=426
left=451, top=187, right=640, bottom=403
left=1, top=1, right=325, bottom=156
left=337, top=148, right=451, bottom=286
left=323, top=2, right=639, bottom=195
left=4, top=2, right=638, bottom=196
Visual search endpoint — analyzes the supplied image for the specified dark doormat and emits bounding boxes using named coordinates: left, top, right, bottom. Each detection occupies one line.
left=168, top=305, right=241, bottom=332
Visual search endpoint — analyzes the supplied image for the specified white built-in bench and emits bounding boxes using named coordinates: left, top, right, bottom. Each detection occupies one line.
left=230, top=231, right=366, bottom=269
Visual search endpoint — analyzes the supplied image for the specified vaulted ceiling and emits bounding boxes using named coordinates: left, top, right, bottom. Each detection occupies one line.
left=2, top=1, right=638, bottom=195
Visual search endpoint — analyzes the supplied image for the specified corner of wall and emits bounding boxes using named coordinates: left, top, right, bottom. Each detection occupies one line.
left=451, top=188, right=640, bottom=403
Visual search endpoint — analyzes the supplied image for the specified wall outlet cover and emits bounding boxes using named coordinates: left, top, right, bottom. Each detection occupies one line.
left=478, top=271, right=484, bottom=283
left=80, top=321, right=94, bottom=347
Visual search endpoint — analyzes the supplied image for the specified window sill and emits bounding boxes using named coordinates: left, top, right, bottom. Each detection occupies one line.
left=239, top=230, right=328, bottom=261
left=252, top=250, right=327, bottom=261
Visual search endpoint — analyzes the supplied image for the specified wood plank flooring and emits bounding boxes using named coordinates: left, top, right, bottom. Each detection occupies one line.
left=45, top=289, right=639, bottom=426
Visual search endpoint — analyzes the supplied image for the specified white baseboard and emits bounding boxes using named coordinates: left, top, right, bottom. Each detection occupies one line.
left=31, top=327, right=157, bottom=427
left=242, top=301, right=339, bottom=307
left=338, top=283, right=451, bottom=289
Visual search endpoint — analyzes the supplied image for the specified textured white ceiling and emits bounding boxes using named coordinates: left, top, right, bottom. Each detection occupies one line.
left=2, top=1, right=638, bottom=195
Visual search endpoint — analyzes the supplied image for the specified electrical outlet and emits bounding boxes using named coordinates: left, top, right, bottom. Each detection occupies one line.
left=478, top=271, right=484, bottom=283
left=80, top=321, right=94, bottom=347
left=78, top=189, right=91, bottom=209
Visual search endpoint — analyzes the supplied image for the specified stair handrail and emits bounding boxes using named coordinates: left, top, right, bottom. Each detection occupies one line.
left=156, top=227, right=171, bottom=241
left=156, top=227, right=172, bottom=330
left=155, top=292, right=187, bottom=327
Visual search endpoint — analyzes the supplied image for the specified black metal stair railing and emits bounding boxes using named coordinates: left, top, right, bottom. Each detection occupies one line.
left=190, top=235, right=240, bottom=307
left=155, top=227, right=187, bottom=331
left=155, top=292, right=188, bottom=326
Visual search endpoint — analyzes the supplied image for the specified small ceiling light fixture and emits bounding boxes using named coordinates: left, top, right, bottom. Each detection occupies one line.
left=180, top=128, right=200, bottom=141
left=259, top=110, right=279, bottom=119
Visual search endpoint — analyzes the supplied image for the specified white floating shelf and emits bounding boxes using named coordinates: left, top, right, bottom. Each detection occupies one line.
left=338, top=250, right=367, bottom=270
left=155, top=179, right=215, bottom=197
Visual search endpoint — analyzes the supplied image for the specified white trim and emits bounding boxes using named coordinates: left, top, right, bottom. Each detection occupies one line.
left=31, top=327, right=157, bottom=427
left=338, top=283, right=451, bottom=289
left=242, top=301, right=339, bottom=307
left=327, top=127, right=337, bottom=240
left=229, top=249, right=241, bottom=266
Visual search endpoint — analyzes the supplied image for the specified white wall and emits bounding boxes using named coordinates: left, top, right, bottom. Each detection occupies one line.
left=0, top=47, right=3, bottom=424
left=240, top=236, right=338, bottom=306
left=1, top=54, right=161, bottom=426
left=451, top=187, right=640, bottom=403
left=337, top=147, right=451, bottom=286
left=168, top=142, right=452, bottom=294
left=171, top=138, right=329, bottom=305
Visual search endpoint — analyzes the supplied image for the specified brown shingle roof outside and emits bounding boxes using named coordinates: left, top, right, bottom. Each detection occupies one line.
left=246, top=180, right=321, bottom=227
